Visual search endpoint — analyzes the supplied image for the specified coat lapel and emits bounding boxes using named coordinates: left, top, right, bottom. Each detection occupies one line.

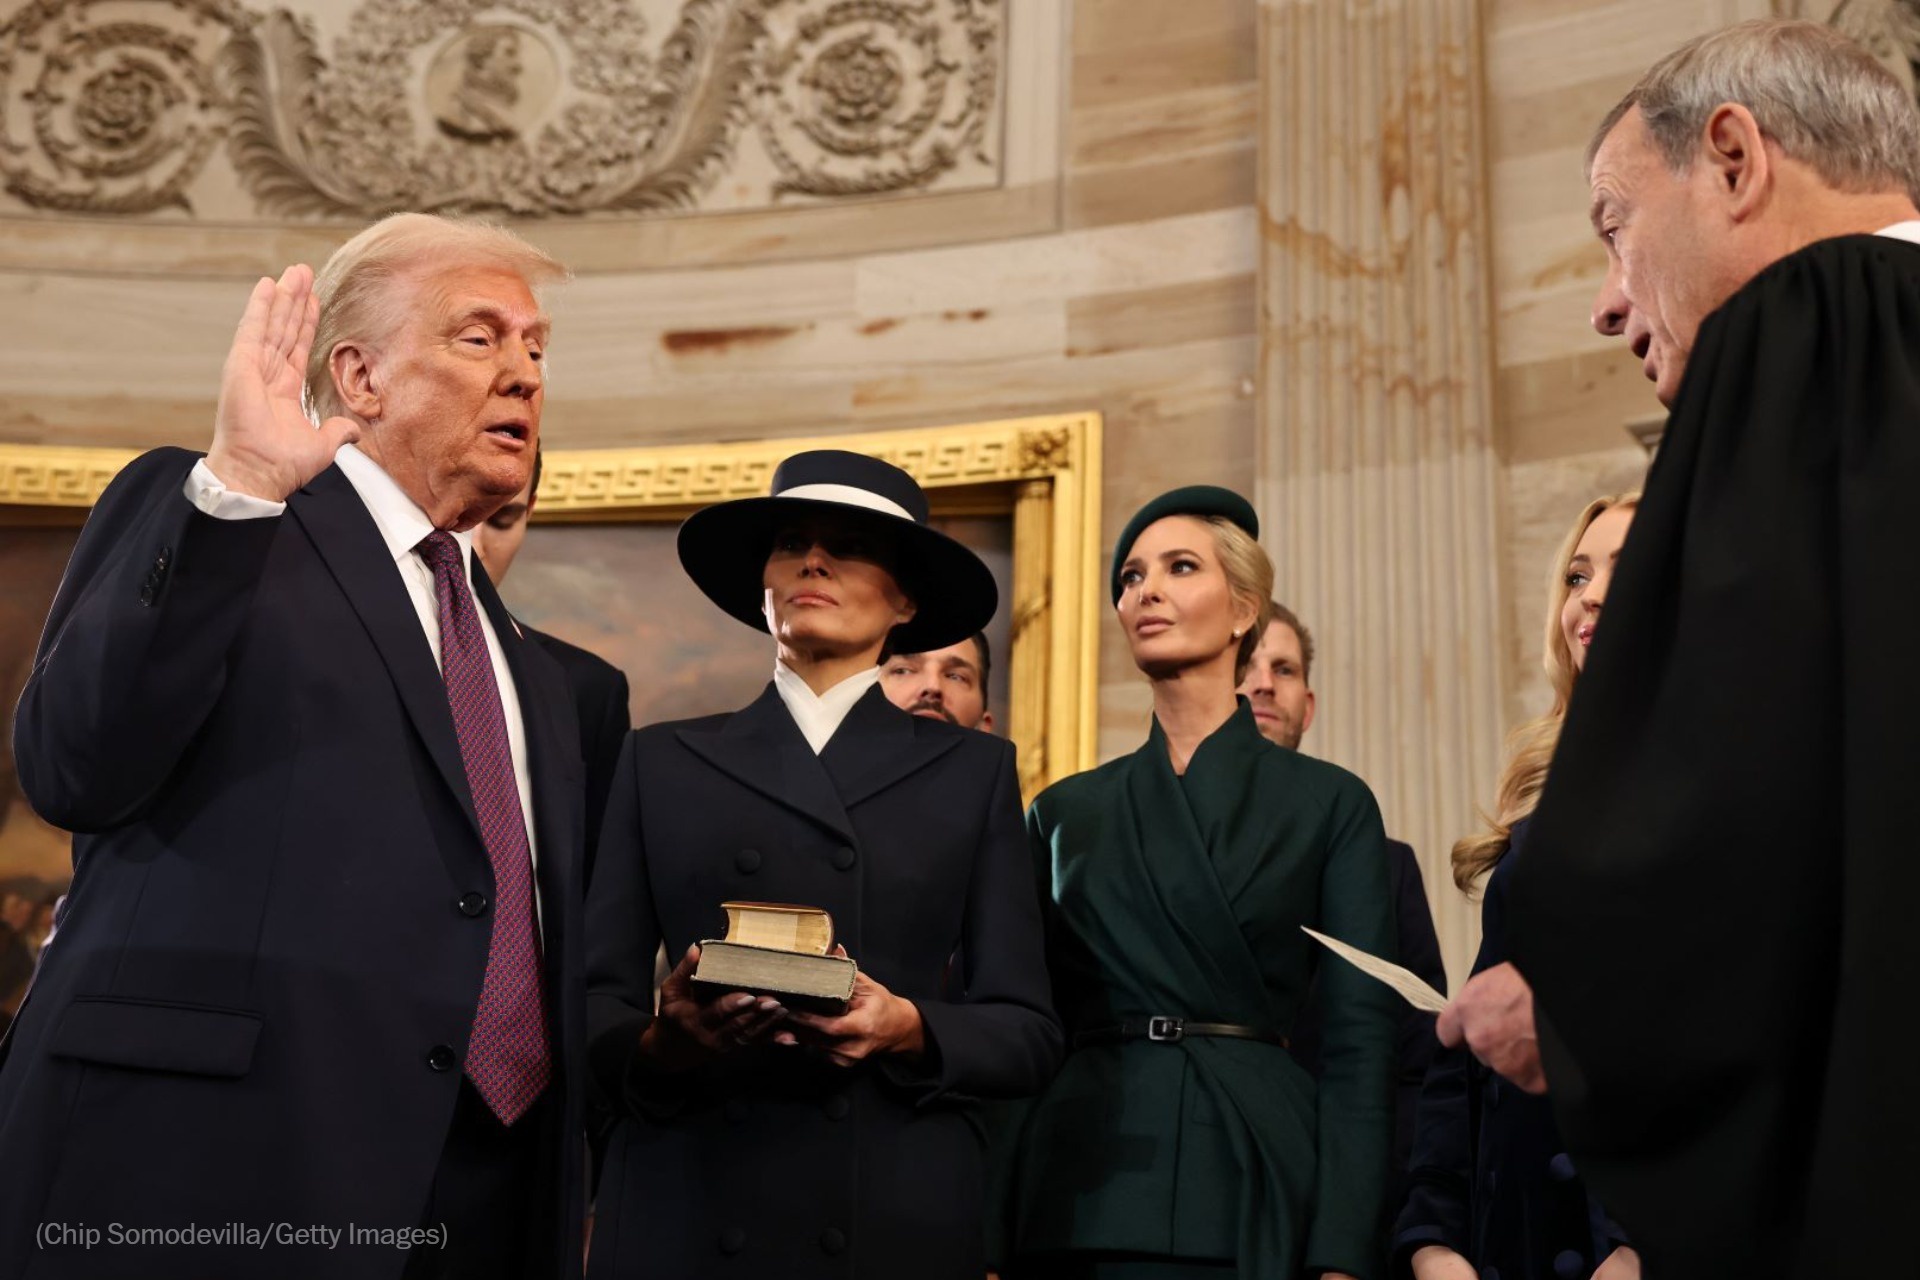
left=819, top=684, right=966, bottom=808
left=677, top=685, right=855, bottom=843
left=1111, top=713, right=1281, bottom=1027
left=287, top=466, right=484, bottom=849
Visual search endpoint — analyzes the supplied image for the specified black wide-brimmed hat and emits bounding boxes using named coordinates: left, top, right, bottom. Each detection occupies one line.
left=1111, top=485, right=1259, bottom=604
left=678, top=449, right=997, bottom=653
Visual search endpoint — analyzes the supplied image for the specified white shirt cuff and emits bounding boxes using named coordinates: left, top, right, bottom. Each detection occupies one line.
left=184, top=458, right=287, bottom=520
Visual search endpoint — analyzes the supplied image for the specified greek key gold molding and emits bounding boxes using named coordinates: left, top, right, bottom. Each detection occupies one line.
left=0, top=447, right=142, bottom=508
left=534, top=415, right=1083, bottom=512
left=0, top=412, right=1102, bottom=797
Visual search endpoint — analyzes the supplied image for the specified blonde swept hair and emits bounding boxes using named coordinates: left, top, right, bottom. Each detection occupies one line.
left=1450, top=491, right=1641, bottom=895
left=304, top=212, right=569, bottom=421
left=1200, top=515, right=1276, bottom=684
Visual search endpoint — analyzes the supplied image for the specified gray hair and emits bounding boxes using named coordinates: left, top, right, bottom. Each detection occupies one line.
left=1587, top=19, right=1920, bottom=206
left=305, top=212, right=568, bottom=421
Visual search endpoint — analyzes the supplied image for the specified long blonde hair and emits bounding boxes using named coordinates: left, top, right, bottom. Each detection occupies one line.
left=1450, top=490, right=1640, bottom=894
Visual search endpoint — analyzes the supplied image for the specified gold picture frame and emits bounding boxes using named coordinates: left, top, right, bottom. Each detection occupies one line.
left=0, top=412, right=1103, bottom=799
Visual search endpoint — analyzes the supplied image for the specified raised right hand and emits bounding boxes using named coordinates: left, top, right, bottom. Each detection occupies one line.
left=1410, top=1245, right=1478, bottom=1280
left=205, top=264, right=360, bottom=502
left=637, top=945, right=790, bottom=1072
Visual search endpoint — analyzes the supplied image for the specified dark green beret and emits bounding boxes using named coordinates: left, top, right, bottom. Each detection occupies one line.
left=1110, top=485, right=1260, bottom=604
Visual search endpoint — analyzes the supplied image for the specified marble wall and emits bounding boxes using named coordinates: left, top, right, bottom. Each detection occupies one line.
left=1486, top=0, right=1770, bottom=726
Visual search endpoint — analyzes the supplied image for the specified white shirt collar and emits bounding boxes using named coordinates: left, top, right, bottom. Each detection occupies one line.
left=772, top=662, right=883, bottom=755
left=1876, top=221, right=1920, bottom=246
left=333, top=442, right=475, bottom=573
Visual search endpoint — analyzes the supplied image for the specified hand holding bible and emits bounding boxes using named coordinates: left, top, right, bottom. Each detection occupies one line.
left=784, top=946, right=925, bottom=1066
left=639, top=945, right=790, bottom=1071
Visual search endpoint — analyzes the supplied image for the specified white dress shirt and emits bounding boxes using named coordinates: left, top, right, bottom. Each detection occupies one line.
left=1878, top=220, right=1920, bottom=246
left=185, top=447, right=542, bottom=913
left=773, top=662, right=883, bottom=755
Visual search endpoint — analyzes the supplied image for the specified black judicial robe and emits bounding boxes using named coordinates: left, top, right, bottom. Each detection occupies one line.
left=1509, top=234, right=1920, bottom=1278
left=1001, top=705, right=1398, bottom=1279
left=584, top=684, right=1062, bottom=1280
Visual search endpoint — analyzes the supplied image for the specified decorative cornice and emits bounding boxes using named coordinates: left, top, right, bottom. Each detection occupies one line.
left=0, top=414, right=1095, bottom=513
left=0, top=447, right=141, bottom=507
left=534, top=415, right=1096, bottom=514
left=0, top=0, right=1005, bottom=220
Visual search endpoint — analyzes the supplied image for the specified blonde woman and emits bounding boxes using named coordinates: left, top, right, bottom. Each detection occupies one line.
left=996, top=486, right=1397, bottom=1280
left=1393, top=492, right=1640, bottom=1280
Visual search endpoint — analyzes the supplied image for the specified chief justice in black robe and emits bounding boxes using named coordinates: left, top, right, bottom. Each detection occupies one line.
left=1440, top=20, right=1920, bottom=1279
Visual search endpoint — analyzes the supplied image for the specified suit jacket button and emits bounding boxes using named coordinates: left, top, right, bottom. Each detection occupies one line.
left=831, top=846, right=856, bottom=871
left=824, top=1095, right=850, bottom=1121
left=1547, top=1152, right=1576, bottom=1182
left=819, top=1227, right=847, bottom=1255
left=724, top=1098, right=750, bottom=1125
left=155, top=546, right=172, bottom=570
left=457, top=892, right=489, bottom=917
left=138, top=584, right=156, bottom=608
left=735, top=849, right=761, bottom=874
left=426, top=1045, right=456, bottom=1072
left=1553, top=1252, right=1585, bottom=1280
left=717, top=1226, right=746, bottom=1255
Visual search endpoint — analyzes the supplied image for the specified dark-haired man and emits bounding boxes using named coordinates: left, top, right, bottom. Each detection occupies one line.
left=881, top=632, right=994, bottom=732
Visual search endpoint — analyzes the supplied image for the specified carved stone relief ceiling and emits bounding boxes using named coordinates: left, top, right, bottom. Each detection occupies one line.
left=1784, top=0, right=1920, bottom=94
left=0, top=0, right=1005, bottom=219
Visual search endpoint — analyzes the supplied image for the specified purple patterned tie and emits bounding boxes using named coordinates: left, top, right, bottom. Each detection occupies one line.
left=416, top=531, right=551, bottom=1125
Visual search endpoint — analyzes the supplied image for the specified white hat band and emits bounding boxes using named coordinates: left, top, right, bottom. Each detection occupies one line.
left=776, top=483, right=913, bottom=522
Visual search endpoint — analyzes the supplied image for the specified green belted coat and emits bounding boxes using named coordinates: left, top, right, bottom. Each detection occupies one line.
left=996, top=704, right=1398, bottom=1279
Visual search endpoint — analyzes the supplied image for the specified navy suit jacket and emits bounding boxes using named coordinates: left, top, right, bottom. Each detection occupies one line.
left=0, top=448, right=587, bottom=1280
left=526, top=627, right=629, bottom=887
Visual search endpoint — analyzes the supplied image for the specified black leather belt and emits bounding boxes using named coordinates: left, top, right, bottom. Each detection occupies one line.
left=1075, top=1016, right=1289, bottom=1049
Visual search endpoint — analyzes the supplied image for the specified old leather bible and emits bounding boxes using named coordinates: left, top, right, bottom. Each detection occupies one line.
left=691, top=902, right=857, bottom=1014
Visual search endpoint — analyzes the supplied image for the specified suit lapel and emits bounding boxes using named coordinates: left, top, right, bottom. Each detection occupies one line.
left=820, top=685, right=966, bottom=809
left=677, top=685, right=855, bottom=843
left=473, top=567, right=581, bottom=955
left=287, top=466, right=484, bottom=849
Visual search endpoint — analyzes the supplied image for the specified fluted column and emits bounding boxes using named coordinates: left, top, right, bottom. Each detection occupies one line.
left=1256, top=0, right=1505, bottom=983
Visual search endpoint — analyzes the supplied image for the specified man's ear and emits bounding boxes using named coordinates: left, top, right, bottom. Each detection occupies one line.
left=980, top=709, right=996, bottom=733
left=1301, top=688, right=1317, bottom=738
left=330, top=342, right=381, bottom=420
left=1702, top=102, right=1770, bottom=221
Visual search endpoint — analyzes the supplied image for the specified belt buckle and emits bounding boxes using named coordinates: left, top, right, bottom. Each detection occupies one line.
left=1146, top=1016, right=1184, bottom=1043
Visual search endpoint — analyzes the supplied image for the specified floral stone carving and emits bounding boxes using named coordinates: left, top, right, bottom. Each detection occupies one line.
left=0, top=0, right=1004, bottom=218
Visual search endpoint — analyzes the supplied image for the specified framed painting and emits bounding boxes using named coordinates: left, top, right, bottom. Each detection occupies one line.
left=0, top=413, right=1104, bottom=921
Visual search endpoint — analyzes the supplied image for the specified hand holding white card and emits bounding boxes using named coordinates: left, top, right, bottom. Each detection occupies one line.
left=1302, top=926, right=1448, bottom=1013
